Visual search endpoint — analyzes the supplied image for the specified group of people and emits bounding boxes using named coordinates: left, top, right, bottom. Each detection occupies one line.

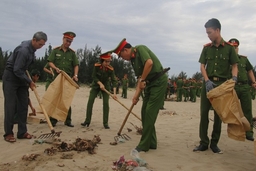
left=2, top=18, right=256, bottom=157
left=170, top=77, right=203, bottom=102
left=2, top=31, right=167, bottom=154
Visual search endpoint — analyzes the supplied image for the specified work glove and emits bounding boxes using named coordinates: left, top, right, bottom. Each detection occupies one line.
left=205, top=80, right=216, bottom=92
left=232, top=76, right=237, bottom=83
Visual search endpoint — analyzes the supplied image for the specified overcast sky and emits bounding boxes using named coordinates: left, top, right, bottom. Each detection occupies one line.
left=1, top=0, right=256, bottom=77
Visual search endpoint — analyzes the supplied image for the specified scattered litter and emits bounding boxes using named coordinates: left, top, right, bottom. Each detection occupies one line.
left=130, top=122, right=143, bottom=135
left=43, top=135, right=101, bottom=155
left=127, top=128, right=132, bottom=132
left=22, top=153, right=40, bottom=161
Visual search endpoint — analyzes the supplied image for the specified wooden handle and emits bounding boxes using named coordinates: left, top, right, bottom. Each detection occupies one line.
left=26, top=70, right=55, bottom=133
left=117, top=88, right=141, bottom=135
left=117, top=103, right=135, bottom=135
left=103, top=89, right=141, bottom=121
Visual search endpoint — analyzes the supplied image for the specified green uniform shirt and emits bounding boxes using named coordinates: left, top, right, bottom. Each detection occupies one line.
left=198, top=39, right=239, bottom=78
left=122, top=78, right=128, bottom=88
left=130, top=45, right=163, bottom=79
left=176, top=79, right=183, bottom=88
left=47, top=45, right=79, bottom=76
left=237, top=55, right=253, bottom=82
left=91, top=63, right=117, bottom=88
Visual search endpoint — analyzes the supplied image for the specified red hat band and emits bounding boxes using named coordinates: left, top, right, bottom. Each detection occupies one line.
left=100, top=53, right=111, bottom=60
left=115, top=39, right=128, bottom=55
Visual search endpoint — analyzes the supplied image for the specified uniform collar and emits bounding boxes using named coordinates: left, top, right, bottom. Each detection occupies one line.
left=59, top=45, right=71, bottom=51
left=210, top=38, right=226, bottom=47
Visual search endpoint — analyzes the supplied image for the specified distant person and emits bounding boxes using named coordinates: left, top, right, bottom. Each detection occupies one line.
left=47, top=31, right=79, bottom=127
left=193, top=18, right=238, bottom=154
left=81, top=52, right=117, bottom=129
left=2, top=31, right=47, bottom=142
left=229, top=38, right=256, bottom=141
left=176, top=77, right=183, bottom=102
left=121, top=74, right=129, bottom=98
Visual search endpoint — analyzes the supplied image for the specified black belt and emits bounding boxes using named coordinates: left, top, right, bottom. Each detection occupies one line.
left=208, top=76, right=227, bottom=81
left=236, top=81, right=248, bottom=85
left=146, top=67, right=170, bottom=83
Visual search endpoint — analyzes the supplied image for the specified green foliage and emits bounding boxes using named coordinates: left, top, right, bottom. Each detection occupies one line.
left=192, top=72, right=203, bottom=81
left=178, top=71, right=187, bottom=79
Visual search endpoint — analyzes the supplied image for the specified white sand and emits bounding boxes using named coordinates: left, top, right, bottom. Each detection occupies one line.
left=0, top=82, right=255, bottom=171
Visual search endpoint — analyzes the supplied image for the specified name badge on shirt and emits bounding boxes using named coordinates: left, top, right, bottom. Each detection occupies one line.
left=56, top=54, right=61, bottom=57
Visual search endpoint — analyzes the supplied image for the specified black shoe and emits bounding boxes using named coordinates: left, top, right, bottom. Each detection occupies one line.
left=159, top=107, right=166, bottom=110
left=210, top=145, right=223, bottom=154
left=193, top=144, right=208, bottom=152
left=246, top=136, right=254, bottom=141
left=104, top=125, right=110, bottom=129
left=65, top=123, right=74, bottom=127
left=81, top=122, right=90, bottom=127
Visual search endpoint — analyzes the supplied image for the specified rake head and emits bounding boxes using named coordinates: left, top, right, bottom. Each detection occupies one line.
left=253, top=121, right=256, bottom=129
left=114, top=134, right=131, bottom=142
left=37, top=131, right=62, bottom=139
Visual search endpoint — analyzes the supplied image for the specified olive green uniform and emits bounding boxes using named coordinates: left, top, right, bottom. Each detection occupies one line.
left=183, top=80, right=190, bottom=102
left=44, top=63, right=54, bottom=90
left=190, top=80, right=197, bottom=102
left=83, top=63, right=117, bottom=127
left=234, top=55, right=254, bottom=137
left=176, top=78, right=183, bottom=102
left=47, top=45, right=79, bottom=125
left=198, top=39, right=239, bottom=147
left=131, top=45, right=167, bottom=152
left=196, top=81, right=202, bottom=97
left=121, top=78, right=128, bottom=98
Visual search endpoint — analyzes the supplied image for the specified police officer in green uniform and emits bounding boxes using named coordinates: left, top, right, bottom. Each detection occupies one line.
left=196, top=80, right=203, bottom=97
left=176, top=77, right=183, bottom=102
left=111, top=38, right=168, bottom=152
left=47, top=31, right=79, bottom=127
left=121, top=74, right=129, bottom=98
left=183, top=79, right=190, bottom=102
left=229, top=38, right=256, bottom=141
left=193, top=18, right=239, bottom=154
left=43, top=63, right=54, bottom=90
left=81, top=52, right=117, bottom=129
left=190, top=78, right=197, bottom=102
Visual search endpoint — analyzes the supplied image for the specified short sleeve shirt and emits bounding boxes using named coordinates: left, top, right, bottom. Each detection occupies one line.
left=47, top=45, right=79, bottom=76
left=198, top=39, right=239, bottom=78
left=237, top=55, right=253, bottom=81
left=131, top=45, right=163, bottom=80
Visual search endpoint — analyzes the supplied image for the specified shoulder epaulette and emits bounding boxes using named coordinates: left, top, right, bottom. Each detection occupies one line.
left=106, top=65, right=114, bottom=71
left=225, top=41, right=233, bottom=46
left=204, top=42, right=212, bottom=47
left=53, top=46, right=61, bottom=50
left=69, top=48, right=75, bottom=52
left=94, top=63, right=101, bottom=67
left=239, top=55, right=247, bottom=58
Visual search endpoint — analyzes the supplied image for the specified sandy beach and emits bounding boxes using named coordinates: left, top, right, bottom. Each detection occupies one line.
left=0, top=82, right=256, bottom=171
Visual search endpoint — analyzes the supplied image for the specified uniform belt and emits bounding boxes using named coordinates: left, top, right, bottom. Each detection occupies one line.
left=146, top=67, right=170, bottom=83
left=208, top=77, right=227, bottom=81
left=236, top=81, right=248, bottom=85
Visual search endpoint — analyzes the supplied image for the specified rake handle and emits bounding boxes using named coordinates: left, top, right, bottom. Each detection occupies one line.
left=26, top=70, right=55, bottom=133
left=117, top=103, right=135, bottom=136
left=103, top=89, right=141, bottom=121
